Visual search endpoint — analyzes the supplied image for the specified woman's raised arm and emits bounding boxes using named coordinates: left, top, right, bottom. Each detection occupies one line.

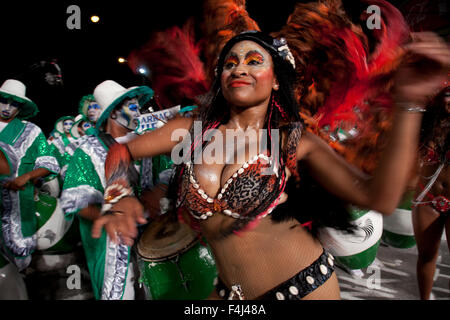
left=127, top=116, right=194, bottom=160
left=297, top=32, right=450, bottom=215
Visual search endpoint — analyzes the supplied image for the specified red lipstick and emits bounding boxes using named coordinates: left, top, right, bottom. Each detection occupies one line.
left=229, top=80, right=251, bottom=88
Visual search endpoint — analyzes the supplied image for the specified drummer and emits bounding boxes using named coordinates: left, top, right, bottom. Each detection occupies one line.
left=49, top=115, right=76, bottom=181
left=0, top=79, right=60, bottom=272
left=60, top=80, right=155, bottom=300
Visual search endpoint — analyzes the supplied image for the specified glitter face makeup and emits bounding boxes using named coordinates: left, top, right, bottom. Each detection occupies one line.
left=244, top=51, right=264, bottom=65
left=221, top=40, right=277, bottom=107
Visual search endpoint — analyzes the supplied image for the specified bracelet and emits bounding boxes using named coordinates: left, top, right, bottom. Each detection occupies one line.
left=395, top=102, right=427, bottom=113
left=104, top=183, right=133, bottom=204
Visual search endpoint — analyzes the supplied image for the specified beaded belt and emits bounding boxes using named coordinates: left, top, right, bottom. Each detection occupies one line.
left=215, top=250, right=335, bottom=300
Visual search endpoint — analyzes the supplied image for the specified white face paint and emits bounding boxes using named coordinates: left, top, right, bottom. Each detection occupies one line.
left=0, top=97, right=21, bottom=121
left=63, top=120, right=74, bottom=133
left=87, top=102, right=102, bottom=122
left=113, top=97, right=141, bottom=130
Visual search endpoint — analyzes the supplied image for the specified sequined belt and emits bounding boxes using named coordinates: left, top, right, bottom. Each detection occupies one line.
left=215, top=250, right=335, bottom=300
left=414, top=195, right=450, bottom=214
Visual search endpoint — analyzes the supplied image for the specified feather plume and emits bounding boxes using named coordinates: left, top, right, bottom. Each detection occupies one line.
left=200, top=0, right=260, bottom=83
left=273, top=0, right=409, bottom=173
left=127, top=21, right=209, bottom=108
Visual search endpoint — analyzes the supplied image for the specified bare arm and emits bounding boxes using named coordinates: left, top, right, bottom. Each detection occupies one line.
left=127, top=116, right=193, bottom=160
left=298, top=111, right=422, bottom=214
left=4, top=167, right=52, bottom=191
left=0, top=150, right=9, bottom=175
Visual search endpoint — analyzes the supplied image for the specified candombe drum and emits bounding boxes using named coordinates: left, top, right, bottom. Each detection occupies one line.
left=318, top=207, right=383, bottom=270
left=34, top=191, right=80, bottom=255
left=381, top=191, right=416, bottom=248
left=137, top=214, right=217, bottom=299
left=37, top=173, right=61, bottom=198
left=27, top=191, right=93, bottom=300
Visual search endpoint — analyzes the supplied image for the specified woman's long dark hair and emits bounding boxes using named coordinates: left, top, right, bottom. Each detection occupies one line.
left=420, top=86, right=450, bottom=161
left=168, top=31, right=354, bottom=237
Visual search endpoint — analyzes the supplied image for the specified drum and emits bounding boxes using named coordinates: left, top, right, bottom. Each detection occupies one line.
left=38, top=174, right=61, bottom=198
left=137, top=215, right=217, bottom=300
left=35, top=192, right=80, bottom=254
left=382, top=191, right=416, bottom=248
left=28, top=193, right=93, bottom=300
left=318, top=208, right=383, bottom=270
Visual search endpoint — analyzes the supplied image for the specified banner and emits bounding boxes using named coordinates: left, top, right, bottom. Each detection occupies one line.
left=135, top=105, right=181, bottom=134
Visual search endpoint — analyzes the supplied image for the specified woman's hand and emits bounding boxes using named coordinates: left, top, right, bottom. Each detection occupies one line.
left=91, top=196, right=146, bottom=246
left=393, top=32, right=450, bottom=105
left=140, top=184, right=168, bottom=219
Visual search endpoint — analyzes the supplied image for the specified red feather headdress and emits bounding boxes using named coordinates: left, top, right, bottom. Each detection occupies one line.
left=127, top=21, right=209, bottom=108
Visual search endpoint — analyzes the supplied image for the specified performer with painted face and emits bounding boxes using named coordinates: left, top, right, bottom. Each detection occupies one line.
left=64, top=95, right=102, bottom=159
left=0, top=79, right=59, bottom=298
left=50, top=115, right=76, bottom=180
left=47, top=129, right=60, bottom=145
left=94, top=0, right=449, bottom=300
left=83, top=95, right=102, bottom=126
left=60, top=80, right=154, bottom=300
left=65, top=115, right=93, bottom=158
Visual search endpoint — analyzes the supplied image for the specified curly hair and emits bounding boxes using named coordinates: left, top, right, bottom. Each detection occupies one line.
left=420, top=86, right=450, bottom=161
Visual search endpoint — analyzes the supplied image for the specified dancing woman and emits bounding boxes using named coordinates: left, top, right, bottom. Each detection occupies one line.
left=92, top=27, right=449, bottom=300
left=412, top=86, right=450, bottom=300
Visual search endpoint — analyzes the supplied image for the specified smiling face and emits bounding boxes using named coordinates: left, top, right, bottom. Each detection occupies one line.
left=87, top=102, right=102, bottom=122
left=220, top=40, right=278, bottom=108
left=0, top=97, right=21, bottom=121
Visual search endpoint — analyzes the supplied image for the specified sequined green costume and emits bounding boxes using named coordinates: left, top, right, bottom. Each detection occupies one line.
left=60, top=133, right=165, bottom=300
left=0, top=118, right=60, bottom=270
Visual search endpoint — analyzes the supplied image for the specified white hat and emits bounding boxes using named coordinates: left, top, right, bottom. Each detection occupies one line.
left=93, top=80, right=154, bottom=129
left=54, top=116, right=75, bottom=135
left=0, top=79, right=38, bottom=119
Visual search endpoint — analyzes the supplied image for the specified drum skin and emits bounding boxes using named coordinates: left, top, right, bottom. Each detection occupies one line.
left=35, top=192, right=80, bottom=254
left=318, top=208, right=383, bottom=270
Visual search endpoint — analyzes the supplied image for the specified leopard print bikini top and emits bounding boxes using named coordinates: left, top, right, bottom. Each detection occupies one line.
left=177, top=122, right=303, bottom=221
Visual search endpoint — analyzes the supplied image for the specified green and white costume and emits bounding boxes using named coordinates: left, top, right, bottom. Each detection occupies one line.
left=50, top=116, right=76, bottom=180
left=0, top=118, right=60, bottom=270
left=61, top=132, right=157, bottom=300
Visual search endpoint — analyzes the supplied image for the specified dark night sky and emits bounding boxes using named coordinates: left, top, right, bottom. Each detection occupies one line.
left=0, top=0, right=413, bottom=134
